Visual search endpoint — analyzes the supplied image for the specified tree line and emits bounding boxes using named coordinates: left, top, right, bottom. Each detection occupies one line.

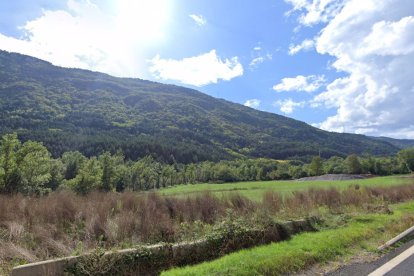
left=1, top=133, right=413, bottom=196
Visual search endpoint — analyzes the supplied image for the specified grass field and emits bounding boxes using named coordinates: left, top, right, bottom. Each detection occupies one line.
left=162, top=200, right=414, bottom=276
left=159, top=175, right=413, bottom=201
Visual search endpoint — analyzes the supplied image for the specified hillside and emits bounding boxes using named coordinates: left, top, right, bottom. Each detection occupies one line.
left=0, top=50, right=401, bottom=163
left=372, top=137, right=414, bottom=149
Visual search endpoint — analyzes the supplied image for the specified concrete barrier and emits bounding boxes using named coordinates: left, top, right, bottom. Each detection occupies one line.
left=12, top=218, right=318, bottom=276
left=11, top=256, right=78, bottom=276
left=378, top=225, right=414, bottom=250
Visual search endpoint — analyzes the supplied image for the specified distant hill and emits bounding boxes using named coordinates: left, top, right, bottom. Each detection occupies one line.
left=372, top=137, right=414, bottom=149
left=0, top=50, right=403, bottom=163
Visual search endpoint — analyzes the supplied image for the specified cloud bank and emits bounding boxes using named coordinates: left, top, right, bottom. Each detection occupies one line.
left=274, top=99, right=305, bottom=114
left=288, top=39, right=315, bottom=55
left=244, top=99, right=261, bottom=109
left=273, top=75, right=326, bottom=93
left=0, top=0, right=171, bottom=78
left=287, top=0, right=414, bottom=138
left=149, top=50, right=243, bottom=87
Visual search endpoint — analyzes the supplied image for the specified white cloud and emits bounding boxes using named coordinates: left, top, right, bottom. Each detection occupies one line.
left=359, top=17, right=414, bottom=56
left=0, top=0, right=172, bottom=78
left=285, top=0, right=346, bottom=26
left=273, top=75, right=326, bottom=92
left=244, top=99, right=261, bottom=109
left=306, top=0, right=414, bottom=138
left=288, top=39, right=315, bottom=55
left=249, top=45, right=272, bottom=70
left=274, top=99, right=305, bottom=114
left=189, top=14, right=207, bottom=26
left=148, top=50, right=243, bottom=87
left=249, top=57, right=265, bottom=69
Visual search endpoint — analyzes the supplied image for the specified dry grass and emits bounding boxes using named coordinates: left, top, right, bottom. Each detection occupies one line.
left=1, top=182, right=414, bottom=272
left=262, top=184, right=414, bottom=216
left=0, top=191, right=241, bottom=267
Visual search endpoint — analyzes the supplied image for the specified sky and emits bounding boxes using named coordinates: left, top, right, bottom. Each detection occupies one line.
left=0, top=0, right=413, bottom=139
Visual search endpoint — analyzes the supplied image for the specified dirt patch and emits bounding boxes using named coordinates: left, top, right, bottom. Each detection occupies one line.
left=297, top=174, right=366, bottom=182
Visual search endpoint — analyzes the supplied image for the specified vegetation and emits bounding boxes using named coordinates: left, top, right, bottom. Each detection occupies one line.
left=1, top=134, right=414, bottom=196
left=309, top=156, right=324, bottom=176
left=0, top=50, right=409, bottom=163
left=163, top=201, right=414, bottom=276
left=398, top=148, right=414, bottom=172
left=64, top=216, right=313, bottom=275
left=373, top=137, right=414, bottom=149
left=2, top=50, right=414, bottom=275
left=3, top=182, right=414, bottom=274
left=160, top=175, right=413, bottom=201
left=0, top=133, right=52, bottom=195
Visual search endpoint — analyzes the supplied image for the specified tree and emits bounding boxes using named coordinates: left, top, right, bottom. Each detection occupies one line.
left=309, top=156, right=324, bottom=176
left=360, top=154, right=375, bottom=174
left=114, top=163, right=131, bottom=192
left=344, top=154, right=362, bottom=174
left=274, top=162, right=292, bottom=179
left=99, top=152, right=115, bottom=192
left=185, top=163, right=197, bottom=184
left=17, top=140, right=52, bottom=195
left=128, top=156, right=159, bottom=190
left=72, top=157, right=102, bottom=195
left=61, top=151, right=86, bottom=180
left=46, top=159, right=64, bottom=191
left=397, top=148, right=414, bottom=173
left=161, top=165, right=176, bottom=187
left=214, top=163, right=236, bottom=182
left=0, top=133, right=20, bottom=193
left=289, top=165, right=307, bottom=179
left=324, top=156, right=344, bottom=174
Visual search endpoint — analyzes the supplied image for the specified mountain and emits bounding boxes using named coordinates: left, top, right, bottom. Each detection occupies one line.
left=372, top=137, right=414, bottom=150
left=0, top=50, right=403, bottom=163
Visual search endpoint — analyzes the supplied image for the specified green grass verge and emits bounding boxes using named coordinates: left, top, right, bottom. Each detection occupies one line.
left=159, top=175, right=412, bottom=201
left=162, top=200, right=414, bottom=276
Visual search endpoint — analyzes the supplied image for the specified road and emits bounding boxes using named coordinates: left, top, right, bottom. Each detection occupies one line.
left=369, top=244, right=414, bottom=275
left=329, top=238, right=414, bottom=276
left=384, top=252, right=414, bottom=275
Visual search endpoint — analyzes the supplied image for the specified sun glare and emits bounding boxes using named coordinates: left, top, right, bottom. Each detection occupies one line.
left=115, top=0, right=171, bottom=44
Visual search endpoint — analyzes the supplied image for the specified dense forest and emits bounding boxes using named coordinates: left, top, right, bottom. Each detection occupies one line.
left=1, top=134, right=413, bottom=196
left=1, top=50, right=411, bottom=164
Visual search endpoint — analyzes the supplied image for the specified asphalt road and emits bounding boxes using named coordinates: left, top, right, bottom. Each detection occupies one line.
left=385, top=253, right=414, bottom=275
left=329, top=238, right=414, bottom=276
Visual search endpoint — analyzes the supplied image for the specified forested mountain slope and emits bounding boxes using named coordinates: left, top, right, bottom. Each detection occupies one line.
left=372, top=137, right=414, bottom=150
left=0, top=50, right=401, bottom=163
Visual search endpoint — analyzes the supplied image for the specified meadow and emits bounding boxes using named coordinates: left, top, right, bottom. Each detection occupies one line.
left=160, top=175, right=413, bottom=201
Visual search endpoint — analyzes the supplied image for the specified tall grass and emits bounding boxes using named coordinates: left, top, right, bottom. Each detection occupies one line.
left=0, top=191, right=254, bottom=266
left=263, top=183, right=414, bottom=215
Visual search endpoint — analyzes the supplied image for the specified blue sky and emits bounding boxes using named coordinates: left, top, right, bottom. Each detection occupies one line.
left=0, top=0, right=413, bottom=138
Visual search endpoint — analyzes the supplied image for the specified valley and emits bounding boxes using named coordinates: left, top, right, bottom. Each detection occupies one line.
left=1, top=51, right=414, bottom=275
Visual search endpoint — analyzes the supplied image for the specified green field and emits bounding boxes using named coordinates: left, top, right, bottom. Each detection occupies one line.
left=159, top=175, right=413, bottom=201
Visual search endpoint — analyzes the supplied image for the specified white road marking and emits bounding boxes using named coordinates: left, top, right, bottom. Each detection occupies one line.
left=368, top=244, right=414, bottom=276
